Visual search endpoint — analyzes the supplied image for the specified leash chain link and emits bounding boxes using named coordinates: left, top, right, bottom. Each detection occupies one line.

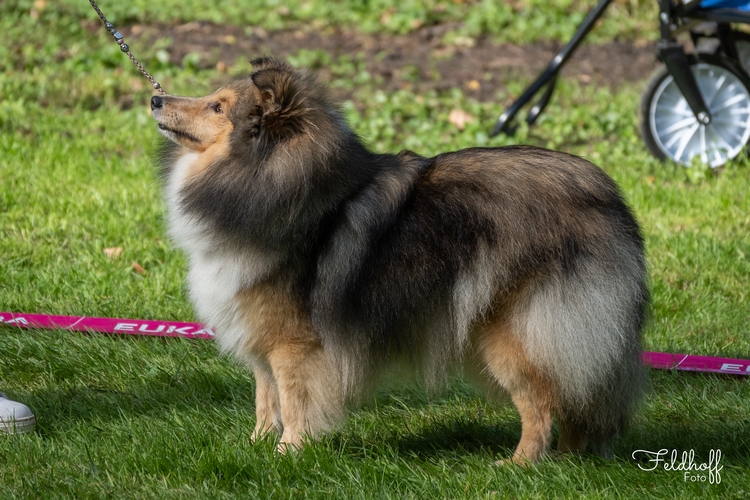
left=88, top=0, right=166, bottom=95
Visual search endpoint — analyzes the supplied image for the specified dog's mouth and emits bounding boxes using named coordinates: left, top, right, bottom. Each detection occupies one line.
left=157, top=123, right=201, bottom=145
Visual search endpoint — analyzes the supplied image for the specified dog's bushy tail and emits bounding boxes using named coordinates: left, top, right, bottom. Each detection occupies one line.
left=514, top=241, right=648, bottom=456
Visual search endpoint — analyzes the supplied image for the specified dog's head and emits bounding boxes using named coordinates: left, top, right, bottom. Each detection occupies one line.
left=152, top=57, right=370, bottom=248
left=151, top=57, right=331, bottom=152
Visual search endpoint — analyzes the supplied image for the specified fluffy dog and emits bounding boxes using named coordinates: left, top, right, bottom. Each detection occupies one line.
left=151, top=57, right=648, bottom=463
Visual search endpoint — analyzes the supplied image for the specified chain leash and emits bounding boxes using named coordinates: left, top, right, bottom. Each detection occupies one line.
left=88, top=0, right=166, bottom=95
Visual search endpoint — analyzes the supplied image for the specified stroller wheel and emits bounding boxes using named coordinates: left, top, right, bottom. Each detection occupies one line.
left=639, top=55, right=750, bottom=167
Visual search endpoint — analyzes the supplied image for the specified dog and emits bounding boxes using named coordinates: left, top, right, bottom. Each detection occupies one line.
left=150, top=57, right=648, bottom=463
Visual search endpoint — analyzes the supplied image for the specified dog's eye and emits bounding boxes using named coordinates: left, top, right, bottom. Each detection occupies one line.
left=211, top=102, right=223, bottom=113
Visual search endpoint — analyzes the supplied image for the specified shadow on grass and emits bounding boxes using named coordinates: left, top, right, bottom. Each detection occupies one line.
left=394, top=418, right=519, bottom=458
left=24, top=365, right=256, bottom=436
left=21, top=360, right=750, bottom=464
left=621, top=419, right=750, bottom=466
left=27, top=364, right=524, bottom=459
left=392, top=417, right=750, bottom=464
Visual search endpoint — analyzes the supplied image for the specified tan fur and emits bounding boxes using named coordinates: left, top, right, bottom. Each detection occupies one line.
left=186, top=138, right=232, bottom=181
left=473, top=302, right=557, bottom=464
left=236, top=280, right=345, bottom=450
left=251, top=363, right=282, bottom=441
left=153, top=89, right=238, bottom=152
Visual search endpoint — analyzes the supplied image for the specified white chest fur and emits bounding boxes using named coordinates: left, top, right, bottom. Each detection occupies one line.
left=165, top=152, right=281, bottom=354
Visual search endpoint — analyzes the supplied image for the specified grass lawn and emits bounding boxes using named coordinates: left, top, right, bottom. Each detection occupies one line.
left=2, top=1, right=749, bottom=498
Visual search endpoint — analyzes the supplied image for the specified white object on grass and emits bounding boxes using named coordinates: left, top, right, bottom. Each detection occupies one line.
left=0, top=393, right=35, bottom=435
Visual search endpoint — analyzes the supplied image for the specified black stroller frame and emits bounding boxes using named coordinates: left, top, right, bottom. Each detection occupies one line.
left=491, top=0, right=750, bottom=167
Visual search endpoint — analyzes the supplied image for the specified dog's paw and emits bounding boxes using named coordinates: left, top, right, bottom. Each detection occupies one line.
left=494, top=455, right=535, bottom=467
left=276, top=440, right=302, bottom=454
left=494, top=457, right=518, bottom=467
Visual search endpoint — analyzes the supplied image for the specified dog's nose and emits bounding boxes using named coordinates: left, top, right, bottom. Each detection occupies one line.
left=151, top=96, right=163, bottom=110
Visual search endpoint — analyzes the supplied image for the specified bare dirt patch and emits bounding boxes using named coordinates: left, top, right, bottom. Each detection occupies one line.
left=120, top=22, right=659, bottom=102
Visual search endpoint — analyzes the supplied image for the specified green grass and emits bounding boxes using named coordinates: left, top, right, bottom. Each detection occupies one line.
left=33, top=0, right=659, bottom=43
left=2, top=1, right=750, bottom=498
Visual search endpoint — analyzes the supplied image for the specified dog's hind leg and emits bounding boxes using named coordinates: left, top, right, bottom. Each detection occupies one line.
left=475, top=319, right=556, bottom=464
left=585, top=431, right=615, bottom=460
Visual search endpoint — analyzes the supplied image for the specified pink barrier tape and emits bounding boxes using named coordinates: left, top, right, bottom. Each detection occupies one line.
left=640, top=351, right=750, bottom=375
left=2, top=312, right=749, bottom=375
left=0, top=312, right=214, bottom=339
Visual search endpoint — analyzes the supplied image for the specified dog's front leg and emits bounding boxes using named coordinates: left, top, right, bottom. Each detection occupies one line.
left=237, top=282, right=346, bottom=451
left=251, top=362, right=283, bottom=441
left=268, top=339, right=345, bottom=452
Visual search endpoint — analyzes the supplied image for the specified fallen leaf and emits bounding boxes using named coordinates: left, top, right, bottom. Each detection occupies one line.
left=451, top=36, right=476, bottom=48
left=448, top=109, right=475, bottom=131
left=104, top=247, right=123, bottom=259
left=466, top=80, right=481, bottom=91
left=131, top=262, right=147, bottom=275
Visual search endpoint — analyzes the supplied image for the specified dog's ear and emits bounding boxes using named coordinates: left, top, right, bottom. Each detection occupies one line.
left=250, top=58, right=307, bottom=138
left=249, top=57, right=283, bottom=72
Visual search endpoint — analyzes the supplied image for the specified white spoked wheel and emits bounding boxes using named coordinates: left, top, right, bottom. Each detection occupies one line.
left=640, top=57, right=750, bottom=167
